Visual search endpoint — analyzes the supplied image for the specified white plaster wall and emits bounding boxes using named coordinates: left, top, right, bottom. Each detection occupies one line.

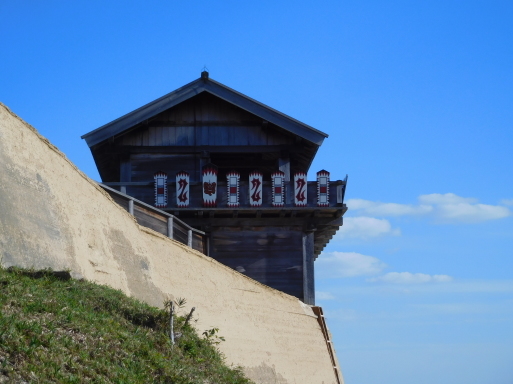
left=0, top=103, right=342, bottom=384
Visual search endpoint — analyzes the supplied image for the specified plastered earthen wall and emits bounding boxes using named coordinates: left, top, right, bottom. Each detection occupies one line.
left=0, top=103, right=343, bottom=384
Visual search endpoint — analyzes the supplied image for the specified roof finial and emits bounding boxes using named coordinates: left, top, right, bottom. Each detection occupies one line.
left=201, top=66, right=209, bottom=80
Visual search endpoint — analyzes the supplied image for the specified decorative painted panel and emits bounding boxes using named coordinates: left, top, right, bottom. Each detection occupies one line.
left=316, top=170, right=330, bottom=207
left=202, top=163, right=218, bottom=207
left=227, top=171, right=240, bottom=207
left=249, top=171, right=263, bottom=207
left=154, top=172, right=168, bottom=208
left=176, top=171, right=190, bottom=207
left=272, top=171, right=285, bottom=207
left=294, top=172, right=307, bottom=207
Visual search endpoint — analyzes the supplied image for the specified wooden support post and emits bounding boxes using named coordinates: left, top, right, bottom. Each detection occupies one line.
left=128, top=199, right=134, bottom=215
left=336, top=184, right=343, bottom=204
left=302, top=232, right=315, bottom=305
left=120, top=157, right=131, bottom=195
left=278, top=157, right=290, bottom=181
left=187, top=229, right=192, bottom=247
left=167, top=217, right=174, bottom=239
left=279, top=157, right=291, bottom=204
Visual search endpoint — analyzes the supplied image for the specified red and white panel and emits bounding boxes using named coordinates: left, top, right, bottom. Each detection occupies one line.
left=272, top=171, right=285, bottom=207
left=294, top=172, right=307, bottom=207
left=154, top=172, right=168, bottom=208
left=227, top=171, right=240, bottom=207
left=317, top=170, right=330, bottom=207
left=249, top=171, right=263, bottom=207
left=202, top=163, right=218, bottom=208
left=176, top=171, right=190, bottom=208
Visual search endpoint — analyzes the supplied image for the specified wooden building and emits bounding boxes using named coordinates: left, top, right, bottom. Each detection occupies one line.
left=82, top=71, right=347, bottom=304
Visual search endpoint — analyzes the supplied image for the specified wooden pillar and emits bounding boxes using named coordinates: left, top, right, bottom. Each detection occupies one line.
left=302, top=232, right=315, bottom=305
left=278, top=157, right=290, bottom=181
left=199, top=151, right=210, bottom=182
left=120, top=156, right=131, bottom=194
left=279, top=155, right=291, bottom=204
left=167, top=217, right=174, bottom=239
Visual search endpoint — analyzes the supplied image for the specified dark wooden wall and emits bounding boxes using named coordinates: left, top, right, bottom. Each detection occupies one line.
left=115, top=93, right=295, bottom=148
left=209, top=226, right=305, bottom=300
left=130, top=153, right=201, bottom=182
left=93, top=92, right=318, bottom=182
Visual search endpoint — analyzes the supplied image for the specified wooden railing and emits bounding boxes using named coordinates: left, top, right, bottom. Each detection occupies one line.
left=103, top=176, right=348, bottom=210
left=100, top=184, right=208, bottom=255
left=312, top=306, right=344, bottom=384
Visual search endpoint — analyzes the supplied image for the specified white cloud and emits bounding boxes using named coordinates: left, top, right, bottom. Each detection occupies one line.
left=501, top=198, right=513, bottom=206
left=418, top=193, right=477, bottom=205
left=412, top=302, right=500, bottom=315
left=317, top=251, right=387, bottom=278
left=347, top=198, right=432, bottom=216
left=316, top=291, right=335, bottom=300
left=434, top=203, right=510, bottom=223
left=346, top=193, right=510, bottom=223
left=419, top=193, right=510, bottom=223
left=369, top=272, right=453, bottom=284
left=335, top=216, right=401, bottom=240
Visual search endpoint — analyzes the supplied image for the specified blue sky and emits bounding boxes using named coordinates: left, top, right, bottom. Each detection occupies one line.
left=2, top=1, right=512, bottom=383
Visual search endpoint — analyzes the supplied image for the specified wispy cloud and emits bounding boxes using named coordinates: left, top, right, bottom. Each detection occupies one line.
left=335, top=216, right=401, bottom=240
left=317, top=251, right=387, bottom=278
left=412, top=302, right=506, bottom=315
left=346, top=193, right=511, bottom=224
left=500, top=198, right=513, bottom=206
left=368, top=272, right=453, bottom=284
left=325, top=280, right=513, bottom=296
left=347, top=198, right=432, bottom=216
left=419, top=193, right=510, bottom=223
left=316, top=291, right=336, bottom=300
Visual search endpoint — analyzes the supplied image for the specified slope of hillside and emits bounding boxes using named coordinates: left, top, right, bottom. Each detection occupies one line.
left=0, top=101, right=341, bottom=383
left=0, top=267, right=252, bottom=384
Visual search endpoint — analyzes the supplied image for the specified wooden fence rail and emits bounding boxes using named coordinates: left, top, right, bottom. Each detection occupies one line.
left=312, top=306, right=344, bottom=384
left=103, top=176, right=348, bottom=209
left=100, top=183, right=208, bottom=255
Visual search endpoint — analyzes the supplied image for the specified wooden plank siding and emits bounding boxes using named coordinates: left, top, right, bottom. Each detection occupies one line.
left=83, top=78, right=345, bottom=305
left=91, top=92, right=319, bottom=182
left=133, top=205, right=168, bottom=235
left=119, top=125, right=293, bottom=147
left=210, top=227, right=305, bottom=300
left=130, top=153, right=200, bottom=182
left=116, top=92, right=295, bottom=148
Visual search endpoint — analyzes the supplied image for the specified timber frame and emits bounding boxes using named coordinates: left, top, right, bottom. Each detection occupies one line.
left=82, top=71, right=347, bottom=305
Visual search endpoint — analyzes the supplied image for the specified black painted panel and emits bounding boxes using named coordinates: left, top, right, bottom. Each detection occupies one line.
left=210, top=227, right=304, bottom=300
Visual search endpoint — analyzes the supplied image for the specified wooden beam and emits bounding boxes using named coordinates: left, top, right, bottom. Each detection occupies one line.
left=303, top=232, right=315, bottom=305
left=167, top=217, right=174, bottom=238
left=180, top=215, right=339, bottom=228
left=278, top=157, right=291, bottom=182
left=111, top=145, right=300, bottom=155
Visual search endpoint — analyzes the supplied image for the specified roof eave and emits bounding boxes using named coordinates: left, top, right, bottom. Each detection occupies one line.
left=81, top=76, right=328, bottom=148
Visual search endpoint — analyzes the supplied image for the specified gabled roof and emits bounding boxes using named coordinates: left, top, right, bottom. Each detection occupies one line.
left=81, top=72, right=328, bottom=148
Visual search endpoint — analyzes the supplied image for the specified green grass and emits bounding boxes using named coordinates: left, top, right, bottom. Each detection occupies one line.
left=0, top=267, right=253, bottom=384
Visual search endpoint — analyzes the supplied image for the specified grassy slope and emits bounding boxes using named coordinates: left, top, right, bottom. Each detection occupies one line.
left=0, top=267, right=253, bottom=384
